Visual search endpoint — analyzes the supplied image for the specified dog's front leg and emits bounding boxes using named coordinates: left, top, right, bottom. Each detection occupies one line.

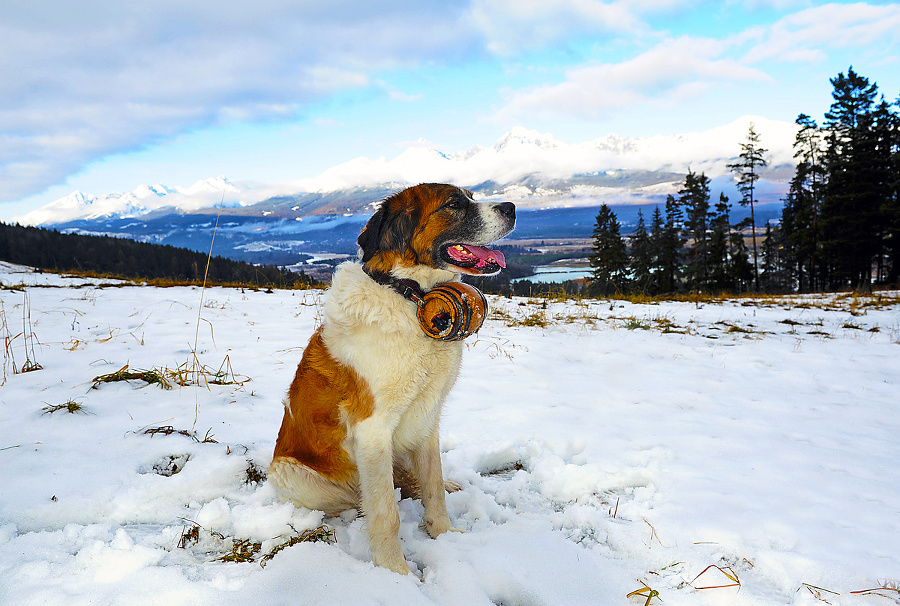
left=410, top=427, right=458, bottom=538
left=353, top=417, right=410, bottom=575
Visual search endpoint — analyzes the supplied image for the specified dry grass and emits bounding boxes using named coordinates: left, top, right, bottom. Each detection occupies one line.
left=689, top=564, right=741, bottom=590
left=166, top=356, right=250, bottom=389
left=801, top=582, right=841, bottom=603
left=480, top=461, right=526, bottom=476
left=258, top=526, right=337, bottom=567
left=140, top=425, right=218, bottom=443
left=90, top=359, right=249, bottom=391
left=176, top=521, right=336, bottom=567
left=41, top=398, right=88, bottom=415
left=627, top=582, right=661, bottom=605
left=92, top=364, right=172, bottom=390
left=850, top=579, right=900, bottom=600
left=218, top=538, right=262, bottom=563
left=622, top=316, right=651, bottom=331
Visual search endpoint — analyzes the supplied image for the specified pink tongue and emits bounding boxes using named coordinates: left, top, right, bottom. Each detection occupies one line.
left=449, top=245, right=506, bottom=268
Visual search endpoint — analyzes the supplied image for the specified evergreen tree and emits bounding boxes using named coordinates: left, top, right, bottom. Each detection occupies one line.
left=781, top=167, right=813, bottom=291
left=886, top=93, right=900, bottom=284
left=782, top=114, right=827, bottom=292
left=707, top=193, right=732, bottom=292
left=728, top=123, right=769, bottom=291
left=820, top=66, right=889, bottom=290
left=871, top=98, right=900, bottom=283
left=728, top=228, right=754, bottom=293
left=760, top=222, right=789, bottom=292
left=589, top=204, right=629, bottom=295
left=648, top=206, right=666, bottom=294
left=628, top=209, right=653, bottom=294
left=679, top=170, right=712, bottom=291
left=656, top=195, right=685, bottom=293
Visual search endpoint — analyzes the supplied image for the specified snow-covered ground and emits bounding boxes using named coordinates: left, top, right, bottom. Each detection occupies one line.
left=1, top=261, right=898, bottom=605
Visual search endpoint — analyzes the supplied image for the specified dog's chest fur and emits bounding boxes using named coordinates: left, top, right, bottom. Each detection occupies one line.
left=322, top=262, right=463, bottom=454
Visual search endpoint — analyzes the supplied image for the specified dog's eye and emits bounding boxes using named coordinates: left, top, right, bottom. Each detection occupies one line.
left=445, top=197, right=468, bottom=210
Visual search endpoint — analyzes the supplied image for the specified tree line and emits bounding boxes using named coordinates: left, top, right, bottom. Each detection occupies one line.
left=0, top=222, right=316, bottom=288
left=589, top=66, right=899, bottom=296
left=589, top=171, right=755, bottom=296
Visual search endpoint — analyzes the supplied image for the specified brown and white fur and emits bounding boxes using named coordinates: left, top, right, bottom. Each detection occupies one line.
left=269, top=184, right=515, bottom=575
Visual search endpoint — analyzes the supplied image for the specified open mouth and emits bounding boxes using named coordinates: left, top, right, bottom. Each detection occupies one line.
left=441, top=243, right=506, bottom=275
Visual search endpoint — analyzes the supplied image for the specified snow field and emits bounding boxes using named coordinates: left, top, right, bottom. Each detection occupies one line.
left=1, top=263, right=898, bottom=605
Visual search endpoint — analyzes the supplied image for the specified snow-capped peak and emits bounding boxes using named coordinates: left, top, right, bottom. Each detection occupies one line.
left=17, top=176, right=246, bottom=226
left=492, top=126, right=562, bottom=152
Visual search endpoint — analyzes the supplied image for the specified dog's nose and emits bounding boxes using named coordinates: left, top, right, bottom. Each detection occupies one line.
left=496, top=202, right=516, bottom=217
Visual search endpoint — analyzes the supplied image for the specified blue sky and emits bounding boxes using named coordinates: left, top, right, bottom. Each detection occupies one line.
left=2, top=1, right=899, bottom=219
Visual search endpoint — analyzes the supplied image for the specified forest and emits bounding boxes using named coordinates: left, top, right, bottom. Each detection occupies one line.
left=0, top=222, right=316, bottom=289
left=584, top=67, right=899, bottom=296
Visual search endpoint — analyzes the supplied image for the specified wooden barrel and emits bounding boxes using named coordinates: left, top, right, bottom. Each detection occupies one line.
left=417, top=282, right=488, bottom=341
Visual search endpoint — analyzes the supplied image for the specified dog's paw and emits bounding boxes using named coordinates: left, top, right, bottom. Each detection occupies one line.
left=443, top=479, right=463, bottom=493
left=375, top=553, right=415, bottom=577
left=423, top=516, right=464, bottom=538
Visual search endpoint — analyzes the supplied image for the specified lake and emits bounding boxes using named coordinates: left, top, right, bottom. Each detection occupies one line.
left=512, top=265, right=592, bottom=284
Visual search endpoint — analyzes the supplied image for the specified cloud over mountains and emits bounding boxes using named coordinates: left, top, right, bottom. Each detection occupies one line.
left=18, top=116, right=797, bottom=226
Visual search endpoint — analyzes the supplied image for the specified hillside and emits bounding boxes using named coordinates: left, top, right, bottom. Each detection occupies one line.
left=0, top=222, right=315, bottom=288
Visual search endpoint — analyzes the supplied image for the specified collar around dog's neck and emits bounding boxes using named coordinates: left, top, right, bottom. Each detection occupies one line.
left=363, top=266, right=426, bottom=308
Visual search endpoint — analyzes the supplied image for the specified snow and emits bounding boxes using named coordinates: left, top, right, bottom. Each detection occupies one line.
left=1, top=261, right=898, bottom=605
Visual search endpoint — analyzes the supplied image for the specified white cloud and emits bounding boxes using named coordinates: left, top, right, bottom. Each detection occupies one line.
left=467, top=0, right=646, bottom=54
left=741, top=3, right=900, bottom=64
left=0, top=1, right=476, bottom=204
left=498, top=2, right=900, bottom=123
left=500, top=36, right=771, bottom=120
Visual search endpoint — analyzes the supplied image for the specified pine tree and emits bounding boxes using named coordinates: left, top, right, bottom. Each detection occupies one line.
left=629, top=209, right=653, bottom=294
left=648, top=206, right=666, bottom=294
left=679, top=170, right=712, bottom=291
left=656, top=195, right=685, bottom=293
left=782, top=114, right=827, bottom=291
left=589, top=204, right=629, bottom=296
left=728, top=123, right=769, bottom=291
left=760, top=222, right=789, bottom=292
left=871, top=98, right=899, bottom=283
left=886, top=93, right=900, bottom=284
left=728, top=228, right=753, bottom=293
left=707, top=193, right=732, bottom=292
left=781, top=167, right=815, bottom=291
left=820, top=66, right=888, bottom=290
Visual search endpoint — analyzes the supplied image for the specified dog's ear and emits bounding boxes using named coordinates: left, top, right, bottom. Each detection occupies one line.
left=358, top=205, right=387, bottom=263
left=358, top=198, right=419, bottom=263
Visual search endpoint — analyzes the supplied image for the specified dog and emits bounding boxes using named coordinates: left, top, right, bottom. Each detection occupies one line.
left=269, top=183, right=515, bottom=575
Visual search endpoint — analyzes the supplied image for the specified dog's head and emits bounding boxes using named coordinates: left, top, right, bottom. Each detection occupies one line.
left=358, top=183, right=516, bottom=276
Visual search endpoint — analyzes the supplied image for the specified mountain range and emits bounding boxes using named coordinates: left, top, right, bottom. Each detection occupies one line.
left=14, top=116, right=797, bottom=267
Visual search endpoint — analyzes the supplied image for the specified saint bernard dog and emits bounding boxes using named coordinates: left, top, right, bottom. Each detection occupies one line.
left=269, top=183, right=516, bottom=575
